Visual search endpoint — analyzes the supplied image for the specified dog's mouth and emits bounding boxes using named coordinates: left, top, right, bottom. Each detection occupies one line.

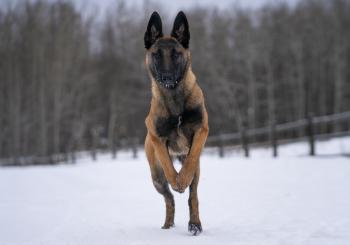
left=158, top=80, right=179, bottom=89
left=156, top=73, right=180, bottom=89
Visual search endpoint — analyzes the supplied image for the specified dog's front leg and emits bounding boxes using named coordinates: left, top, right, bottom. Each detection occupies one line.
left=149, top=133, right=180, bottom=192
left=177, top=125, right=208, bottom=192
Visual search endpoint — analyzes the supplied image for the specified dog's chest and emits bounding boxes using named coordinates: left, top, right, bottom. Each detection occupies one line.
left=155, top=106, right=202, bottom=156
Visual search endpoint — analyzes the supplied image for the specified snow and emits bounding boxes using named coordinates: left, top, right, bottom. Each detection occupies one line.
left=1, top=137, right=350, bottom=245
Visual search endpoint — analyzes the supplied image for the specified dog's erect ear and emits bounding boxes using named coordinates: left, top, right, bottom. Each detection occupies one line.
left=171, top=11, right=190, bottom=49
left=144, top=12, right=163, bottom=49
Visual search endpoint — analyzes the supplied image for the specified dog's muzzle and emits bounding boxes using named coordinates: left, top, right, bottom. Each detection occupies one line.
left=159, top=73, right=179, bottom=89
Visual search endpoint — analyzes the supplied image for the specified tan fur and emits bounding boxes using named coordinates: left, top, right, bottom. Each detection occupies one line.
left=144, top=36, right=208, bottom=230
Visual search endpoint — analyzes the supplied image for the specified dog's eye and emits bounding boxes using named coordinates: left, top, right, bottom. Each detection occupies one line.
left=172, top=50, right=180, bottom=59
left=152, top=51, right=161, bottom=60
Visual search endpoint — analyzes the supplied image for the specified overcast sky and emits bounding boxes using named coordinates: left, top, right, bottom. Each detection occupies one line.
left=1, top=0, right=300, bottom=18
left=77, top=0, right=300, bottom=16
left=2, top=0, right=300, bottom=12
left=85, top=0, right=299, bottom=9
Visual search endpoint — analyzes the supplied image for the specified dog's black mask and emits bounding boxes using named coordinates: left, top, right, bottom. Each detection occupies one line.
left=144, top=11, right=190, bottom=90
left=149, top=38, right=187, bottom=89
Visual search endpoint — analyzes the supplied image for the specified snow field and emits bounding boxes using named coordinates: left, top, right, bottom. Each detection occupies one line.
left=1, top=138, right=350, bottom=245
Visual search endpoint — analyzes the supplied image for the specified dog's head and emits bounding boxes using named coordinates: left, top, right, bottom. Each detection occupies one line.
left=144, top=11, right=190, bottom=90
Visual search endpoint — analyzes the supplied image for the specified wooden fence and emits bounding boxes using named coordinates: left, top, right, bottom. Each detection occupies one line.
left=2, top=112, right=349, bottom=165
left=0, top=137, right=140, bottom=166
left=206, top=111, right=350, bottom=157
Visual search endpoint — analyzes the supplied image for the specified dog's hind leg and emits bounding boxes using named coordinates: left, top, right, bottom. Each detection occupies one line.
left=152, top=164, right=175, bottom=229
left=145, top=135, right=175, bottom=229
left=188, top=165, right=202, bottom=235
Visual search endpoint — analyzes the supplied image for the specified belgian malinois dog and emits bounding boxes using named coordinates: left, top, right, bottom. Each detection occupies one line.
left=144, top=11, right=209, bottom=235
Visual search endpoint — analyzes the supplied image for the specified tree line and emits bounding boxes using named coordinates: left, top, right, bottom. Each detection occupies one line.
left=0, top=0, right=349, bottom=164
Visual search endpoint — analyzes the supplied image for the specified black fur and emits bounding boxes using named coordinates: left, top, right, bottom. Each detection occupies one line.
left=181, top=106, right=203, bottom=125
left=155, top=106, right=203, bottom=138
left=144, top=12, right=163, bottom=49
left=171, top=11, right=190, bottom=49
left=155, top=115, right=179, bottom=138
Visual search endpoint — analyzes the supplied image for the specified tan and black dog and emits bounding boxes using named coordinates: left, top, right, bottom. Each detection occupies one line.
left=144, top=11, right=209, bottom=235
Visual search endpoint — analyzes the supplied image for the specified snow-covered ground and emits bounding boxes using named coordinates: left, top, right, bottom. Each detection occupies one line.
left=1, top=137, right=350, bottom=245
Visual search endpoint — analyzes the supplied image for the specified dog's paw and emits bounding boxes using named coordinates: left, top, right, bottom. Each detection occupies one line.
left=173, top=187, right=184, bottom=193
left=188, top=222, right=202, bottom=236
left=176, top=170, right=192, bottom=193
left=162, top=222, right=175, bottom=229
left=169, top=181, right=182, bottom=193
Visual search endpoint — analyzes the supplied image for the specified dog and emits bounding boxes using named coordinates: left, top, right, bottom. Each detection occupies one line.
left=143, top=11, right=209, bottom=235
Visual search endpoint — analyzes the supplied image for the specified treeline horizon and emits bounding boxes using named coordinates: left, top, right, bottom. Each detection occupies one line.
left=1, top=0, right=350, bottom=164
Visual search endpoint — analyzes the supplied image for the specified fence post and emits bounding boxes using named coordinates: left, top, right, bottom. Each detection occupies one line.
left=241, top=127, right=249, bottom=158
left=271, top=121, right=278, bottom=157
left=69, top=142, right=76, bottom=164
left=218, top=134, right=224, bottom=158
left=63, top=149, right=69, bottom=163
left=71, top=151, right=76, bottom=164
left=111, top=140, right=117, bottom=159
left=307, top=113, right=315, bottom=156
left=90, top=126, right=102, bottom=161
left=132, top=138, right=138, bottom=159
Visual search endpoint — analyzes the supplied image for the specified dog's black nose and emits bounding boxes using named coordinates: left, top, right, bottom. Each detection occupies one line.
left=161, top=73, right=174, bottom=83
